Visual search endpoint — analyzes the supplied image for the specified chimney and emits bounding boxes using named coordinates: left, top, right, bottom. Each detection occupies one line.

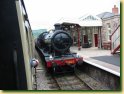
left=112, top=5, right=118, bottom=15
left=54, top=23, right=62, bottom=30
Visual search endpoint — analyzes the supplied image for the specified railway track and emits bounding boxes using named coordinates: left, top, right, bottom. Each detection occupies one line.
left=36, top=67, right=110, bottom=90
left=36, top=68, right=110, bottom=90
left=53, top=73, right=92, bottom=90
left=51, top=69, right=110, bottom=90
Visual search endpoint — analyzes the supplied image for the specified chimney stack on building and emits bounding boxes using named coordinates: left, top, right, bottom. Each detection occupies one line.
left=112, top=5, right=118, bottom=15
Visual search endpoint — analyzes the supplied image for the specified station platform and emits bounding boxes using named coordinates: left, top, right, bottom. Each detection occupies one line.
left=70, top=46, right=120, bottom=77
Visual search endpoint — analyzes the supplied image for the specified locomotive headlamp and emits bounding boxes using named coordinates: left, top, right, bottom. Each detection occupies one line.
left=49, top=55, right=53, bottom=60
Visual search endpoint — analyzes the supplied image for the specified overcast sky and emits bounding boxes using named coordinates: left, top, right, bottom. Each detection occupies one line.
left=24, top=0, right=120, bottom=30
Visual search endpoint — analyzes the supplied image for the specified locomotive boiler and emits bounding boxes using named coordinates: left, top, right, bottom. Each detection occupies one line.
left=35, top=29, right=83, bottom=73
left=37, top=30, right=72, bottom=53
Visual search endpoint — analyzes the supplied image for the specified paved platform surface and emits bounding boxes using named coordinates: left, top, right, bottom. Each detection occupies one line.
left=70, top=46, right=120, bottom=76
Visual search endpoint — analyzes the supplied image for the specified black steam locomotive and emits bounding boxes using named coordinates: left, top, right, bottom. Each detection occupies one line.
left=35, top=28, right=83, bottom=73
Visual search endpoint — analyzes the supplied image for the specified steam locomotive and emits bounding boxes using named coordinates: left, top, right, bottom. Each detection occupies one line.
left=35, top=28, right=83, bottom=73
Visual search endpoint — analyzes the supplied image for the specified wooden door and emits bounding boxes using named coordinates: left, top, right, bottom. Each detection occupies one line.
left=94, top=34, right=98, bottom=47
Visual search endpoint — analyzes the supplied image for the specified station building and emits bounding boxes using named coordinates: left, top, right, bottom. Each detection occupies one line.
left=55, top=5, right=120, bottom=52
left=97, top=5, right=120, bottom=50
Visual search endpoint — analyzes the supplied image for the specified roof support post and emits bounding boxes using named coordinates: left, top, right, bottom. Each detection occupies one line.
left=77, top=26, right=81, bottom=50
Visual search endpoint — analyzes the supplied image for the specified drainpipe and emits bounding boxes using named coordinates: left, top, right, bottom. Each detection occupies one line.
left=99, top=26, right=102, bottom=49
left=101, top=27, right=103, bottom=49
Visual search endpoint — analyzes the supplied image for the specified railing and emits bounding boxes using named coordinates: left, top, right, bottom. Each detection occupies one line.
left=110, top=25, right=120, bottom=54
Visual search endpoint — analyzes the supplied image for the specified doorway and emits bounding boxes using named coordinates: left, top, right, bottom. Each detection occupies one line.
left=94, top=34, right=98, bottom=47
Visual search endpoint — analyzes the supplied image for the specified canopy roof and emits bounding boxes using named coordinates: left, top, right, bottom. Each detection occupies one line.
left=57, top=17, right=80, bottom=26
left=57, top=14, right=102, bottom=27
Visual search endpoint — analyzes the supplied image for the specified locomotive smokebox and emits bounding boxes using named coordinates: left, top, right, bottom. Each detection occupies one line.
left=37, top=30, right=73, bottom=53
left=51, top=30, right=73, bottom=52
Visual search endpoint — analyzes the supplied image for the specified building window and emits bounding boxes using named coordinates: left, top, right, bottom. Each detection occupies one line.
left=107, top=23, right=111, bottom=28
left=107, top=23, right=111, bottom=41
left=107, top=30, right=111, bottom=41
left=83, top=30, right=86, bottom=35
